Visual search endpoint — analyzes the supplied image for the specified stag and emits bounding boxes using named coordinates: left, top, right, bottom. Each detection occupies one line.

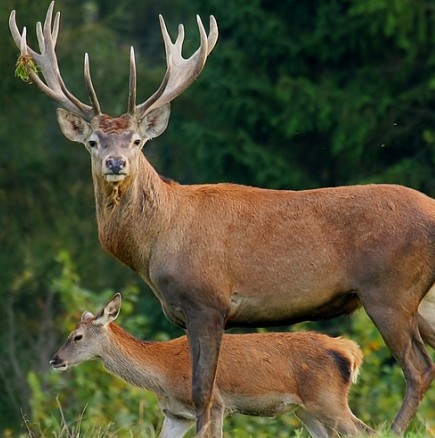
left=50, top=293, right=374, bottom=438
left=10, top=2, right=435, bottom=436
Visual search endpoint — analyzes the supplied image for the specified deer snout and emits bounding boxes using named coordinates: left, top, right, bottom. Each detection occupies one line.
left=50, top=354, right=68, bottom=372
left=104, top=156, right=129, bottom=182
left=105, top=157, right=126, bottom=174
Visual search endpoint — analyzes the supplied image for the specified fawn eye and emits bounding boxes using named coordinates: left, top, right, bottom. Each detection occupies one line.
left=88, top=140, right=97, bottom=148
left=73, top=334, right=83, bottom=341
left=134, top=139, right=141, bottom=146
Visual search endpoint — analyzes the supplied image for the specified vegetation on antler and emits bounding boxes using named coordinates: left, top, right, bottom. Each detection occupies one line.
left=14, top=53, right=39, bottom=83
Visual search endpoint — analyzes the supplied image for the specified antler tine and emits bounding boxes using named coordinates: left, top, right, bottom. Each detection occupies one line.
left=20, top=26, right=28, bottom=56
left=172, top=23, right=185, bottom=54
left=37, top=5, right=96, bottom=117
left=84, top=53, right=102, bottom=115
left=129, top=52, right=173, bottom=118
left=128, top=47, right=137, bottom=115
left=10, top=14, right=70, bottom=108
left=9, top=2, right=98, bottom=121
left=135, top=15, right=218, bottom=119
left=206, top=16, right=218, bottom=55
left=10, top=12, right=32, bottom=59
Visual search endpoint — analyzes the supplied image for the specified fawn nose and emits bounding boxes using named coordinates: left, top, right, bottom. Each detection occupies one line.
left=105, top=157, right=126, bottom=174
left=50, top=355, right=68, bottom=371
left=50, top=355, right=60, bottom=366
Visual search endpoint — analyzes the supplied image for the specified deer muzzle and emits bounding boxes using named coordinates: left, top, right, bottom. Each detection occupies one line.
left=50, top=354, right=69, bottom=372
left=104, top=156, right=128, bottom=182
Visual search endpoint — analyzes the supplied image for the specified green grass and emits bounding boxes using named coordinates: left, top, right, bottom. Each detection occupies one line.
left=14, top=407, right=434, bottom=438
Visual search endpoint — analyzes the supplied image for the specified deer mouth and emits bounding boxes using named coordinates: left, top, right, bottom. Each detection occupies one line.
left=50, top=358, right=69, bottom=372
left=104, top=173, right=127, bottom=183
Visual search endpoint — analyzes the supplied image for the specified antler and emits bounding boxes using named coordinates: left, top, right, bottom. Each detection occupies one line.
left=10, top=2, right=218, bottom=122
left=9, top=1, right=100, bottom=121
left=128, top=14, right=218, bottom=119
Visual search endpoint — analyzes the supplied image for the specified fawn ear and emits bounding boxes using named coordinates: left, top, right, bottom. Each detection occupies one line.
left=138, top=103, right=171, bottom=141
left=94, top=293, right=122, bottom=326
left=57, top=108, right=92, bottom=143
left=81, top=311, right=94, bottom=322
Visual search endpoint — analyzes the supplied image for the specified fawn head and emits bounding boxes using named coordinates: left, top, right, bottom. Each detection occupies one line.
left=50, top=293, right=122, bottom=371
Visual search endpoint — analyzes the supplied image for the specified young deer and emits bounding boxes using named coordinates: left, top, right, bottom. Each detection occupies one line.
left=51, top=294, right=373, bottom=438
left=10, top=3, right=435, bottom=435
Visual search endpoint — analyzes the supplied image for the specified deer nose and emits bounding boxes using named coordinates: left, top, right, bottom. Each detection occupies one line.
left=50, top=355, right=68, bottom=372
left=50, top=355, right=60, bottom=366
left=105, top=157, right=126, bottom=174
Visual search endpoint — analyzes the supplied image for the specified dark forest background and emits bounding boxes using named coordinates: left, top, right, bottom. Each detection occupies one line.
left=1, top=0, right=434, bottom=436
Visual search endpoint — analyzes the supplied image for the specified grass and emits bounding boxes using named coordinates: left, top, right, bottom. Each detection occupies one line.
left=19, top=398, right=157, bottom=438
left=15, top=408, right=434, bottom=438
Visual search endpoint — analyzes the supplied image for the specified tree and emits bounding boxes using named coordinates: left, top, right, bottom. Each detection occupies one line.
left=177, top=0, right=435, bottom=193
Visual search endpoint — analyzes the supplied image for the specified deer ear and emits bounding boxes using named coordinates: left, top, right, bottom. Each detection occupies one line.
left=56, top=108, right=92, bottom=143
left=138, top=104, right=171, bottom=140
left=81, top=311, right=94, bottom=322
left=94, top=293, right=122, bottom=326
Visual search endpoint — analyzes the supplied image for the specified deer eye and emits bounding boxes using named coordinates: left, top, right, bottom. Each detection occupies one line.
left=134, top=139, right=141, bottom=146
left=73, top=334, right=83, bottom=342
left=88, top=140, right=97, bottom=148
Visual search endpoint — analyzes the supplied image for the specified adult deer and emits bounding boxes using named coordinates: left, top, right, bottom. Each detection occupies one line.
left=10, top=2, right=435, bottom=436
left=51, top=293, right=374, bottom=438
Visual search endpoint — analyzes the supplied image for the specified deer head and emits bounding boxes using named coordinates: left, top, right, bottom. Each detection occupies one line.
left=50, top=293, right=122, bottom=372
left=9, top=1, right=218, bottom=185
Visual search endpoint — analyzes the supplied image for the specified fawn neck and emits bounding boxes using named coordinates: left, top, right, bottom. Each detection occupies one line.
left=102, top=324, right=166, bottom=392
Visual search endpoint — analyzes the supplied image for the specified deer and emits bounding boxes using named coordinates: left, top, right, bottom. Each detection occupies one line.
left=50, top=293, right=374, bottom=438
left=9, top=2, right=435, bottom=436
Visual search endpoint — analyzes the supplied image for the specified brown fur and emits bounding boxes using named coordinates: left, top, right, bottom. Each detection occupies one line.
left=97, top=114, right=131, bottom=133
left=87, top=142, right=435, bottom=437
left=51, top=295, right=374, bottom=438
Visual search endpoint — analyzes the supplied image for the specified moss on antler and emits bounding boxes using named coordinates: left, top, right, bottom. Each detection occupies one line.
left=15, top=54, right=39, bottom=83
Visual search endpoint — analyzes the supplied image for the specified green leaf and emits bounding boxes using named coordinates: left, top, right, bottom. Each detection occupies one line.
left=14, top=54, right=39, bottom=83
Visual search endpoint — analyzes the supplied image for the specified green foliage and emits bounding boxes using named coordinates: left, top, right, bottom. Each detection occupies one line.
left=175, top=0, right=435, bottom=191
left=14, top=54, right=39, bottom=83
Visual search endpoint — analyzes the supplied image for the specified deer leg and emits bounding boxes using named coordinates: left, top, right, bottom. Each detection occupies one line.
left=301, top=399, right=373, bottom=437
left=350, top=414, right=376, bottom=435
left=418, top=285, right=435, bottom=349
left=419, top=315, right=435, bottom=350
left=295, top=409, right=331, bottom=438
left=159, top=413, right=193, bottom=438
left=185, top=310, right=225, bottom=438
left=362, top=295, right=434, bottom=434
left=208, top=402, right=225, bottom=438
left=391, top=328, right=434, bottom=434
left=313, top=400, right=374, bottom=436
left=329, top=409, right=375, bottom=436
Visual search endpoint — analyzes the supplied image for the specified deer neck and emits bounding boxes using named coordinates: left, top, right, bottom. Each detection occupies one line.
left=100, top=324, right=166, bottom=393
left=92, top=153, right=174, bottom=272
